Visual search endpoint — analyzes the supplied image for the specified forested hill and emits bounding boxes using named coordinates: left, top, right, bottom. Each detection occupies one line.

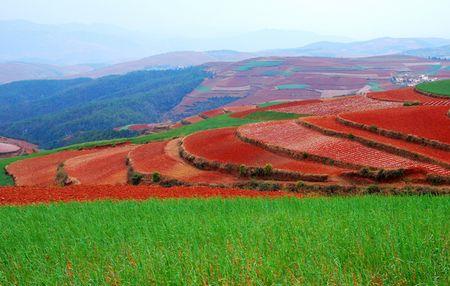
left=0, top=67, right=211, bottom=148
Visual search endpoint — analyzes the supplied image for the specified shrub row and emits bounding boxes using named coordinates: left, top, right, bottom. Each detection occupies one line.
left=178, top=140, right=328, bottom=182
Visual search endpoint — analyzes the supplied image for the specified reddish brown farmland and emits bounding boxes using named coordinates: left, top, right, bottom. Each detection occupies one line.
left=183, top=127, right=347, bottom=177
left=129, top=140, right=238, bottom=184
left=65, top=145, right=137, bottom=185
left=301, top=116, right=450, bottom=164
left=367, top=88, right=449, bottom=104
left=6, top=149, right=99, bottom=186
left=238, top=121, right=450, bottom=175
left=271, top=95, right=401, bottom=116
left=339, top=106, right=450, bottom=145
left=0, top=185, right=300, bottom=206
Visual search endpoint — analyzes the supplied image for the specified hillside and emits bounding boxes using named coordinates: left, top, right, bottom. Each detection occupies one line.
left=266, top=37, right=450, bottom=58
left=171, top=55, right=450, bottom=117
left=0, top=67, right=210, bottom=148
left=402, top=45, right=450, bottom=59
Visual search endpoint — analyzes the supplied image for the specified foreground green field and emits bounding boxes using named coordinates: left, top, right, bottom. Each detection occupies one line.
left=0, top=196, right=448, bottom=284
left=416, top=79, right=450, bottom=97
left=0, top=111, right=293, bottom=186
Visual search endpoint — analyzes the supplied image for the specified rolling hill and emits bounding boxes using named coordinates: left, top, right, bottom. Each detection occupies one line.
left=0, top=67, right=211, bottom=148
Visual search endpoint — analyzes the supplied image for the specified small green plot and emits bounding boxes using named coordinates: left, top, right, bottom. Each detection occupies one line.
left=275, top=84, right=310, bottom=90
left=416, top=79, right=450, bottom=97
left=195, top=85, right=211, bottom=93
left=236, top=60, right=284, bottom=71
left=368, top=82, right=384, bottom=92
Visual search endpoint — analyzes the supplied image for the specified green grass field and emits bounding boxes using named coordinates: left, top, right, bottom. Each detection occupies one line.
left=236, top=60, right=284, bottom=71
left=416, top=79, right=450, bottom=97
left=0, top=111, right=296, bottom=186
left=275, top=84, right=309, bottom=90
left=258, top=100, right=286, bottom=107
left=0, top=196, right=448, bottom=284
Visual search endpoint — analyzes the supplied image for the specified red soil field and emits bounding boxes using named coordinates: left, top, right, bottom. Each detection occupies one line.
left=64, top=145, right=136, bottom=185
left=271, top=95, right=401, bottom=116
left=0, top=185, right=301, bottom=206
left=340, top=106, right=450, bottom=145
left=238, top=121, right=450, bottom=175
left=0, top=143, right=20, bottom=153
left=129, top=140, right=238, bottom=184
left=302, top=116, right=450, bottom=164
left=6, top=149, right=99, bottom=186
left=230, top=99, right=321, bottom=118
left=367, top=88, right=450, bottom=105
left=183, top=128, right=347, bottom=176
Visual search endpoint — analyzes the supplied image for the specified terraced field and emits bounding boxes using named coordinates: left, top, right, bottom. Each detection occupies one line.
left=271, top=95, right=401, bottom=116
left=182, top=127, right=348, bottom=180
left=237, top=120, right=450, bottom=176
left=129, top=140, right=238, bottom=184
left=339, top=106, right=450, bottom=145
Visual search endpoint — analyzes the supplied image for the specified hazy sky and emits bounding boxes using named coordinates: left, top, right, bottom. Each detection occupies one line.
left=1, top=0, right=449, bottom=39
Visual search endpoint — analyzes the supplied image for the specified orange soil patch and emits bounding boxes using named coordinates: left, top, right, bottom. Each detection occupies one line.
left=271, top=95, right=401, bottom=116
left=6, top=149, right=99, bottom=186
left=64, top=145, right=136, bottom=185
left=129, top=140, right=238, bottom=184
left=238, top=121, right=450, bottom=176
left=302, top=116, right=450, bottom=164
left=368, top=88, right=450, bottom=106
left=0, top=137, right=38, bottom=154
left=0, top=185, right=301, bottom=206
left=340, top=106, right=450, bottom=145
left=0, top=143, right=20, bottom=153
left=183, top=127, right=348, bottom=176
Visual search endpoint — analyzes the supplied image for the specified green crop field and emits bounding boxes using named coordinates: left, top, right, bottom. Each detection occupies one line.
left=236, top=60, right=284, bottom=71
left=244, top=110, right=304, bottom=120
left=258, top=100, right=286, bottom=107
left=416, top=79, right=450, bottom=97
left=0, top=111, right=295, bottom=186
left=0, top=196, right=448, bottom=284
left=275, top=84, right=309, bottom=90
left=195, top=85, right=211, bottom=93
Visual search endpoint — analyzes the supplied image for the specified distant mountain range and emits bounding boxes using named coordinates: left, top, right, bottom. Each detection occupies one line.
left=0, top=20, right=349, bottom=65
left=402, top=45, right=450, bottom=59
left=1, top=19, right=449, bottom=83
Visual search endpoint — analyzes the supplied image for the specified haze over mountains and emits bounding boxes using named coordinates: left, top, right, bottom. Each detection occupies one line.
left=0, top=20, right=449, bottom=84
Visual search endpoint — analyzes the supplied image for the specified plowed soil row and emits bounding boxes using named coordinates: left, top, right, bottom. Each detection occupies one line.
left=237, top=121, right=450, bottom=176
left=367, top=88, right=446, bottom=104
left=129, top=140, right=238, bottom=184
left=6, top=149, right=100, bottom=186
left=271, top=95, right=401, bottom=116
left=301, top=116, right=450, bottom=164
left=339, top=106, right=450, bottom=145
left=183, top=128, right=347, bottom=177
left=65, top=145, right=137, bottom=185
left=0, top=185, right=301, bottom=206
left=230, top=99, right=321, bottom=118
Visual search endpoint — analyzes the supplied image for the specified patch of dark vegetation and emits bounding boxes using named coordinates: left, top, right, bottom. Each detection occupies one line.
left=0, top=67, right=210, bottom=149
left=55, top=163, right=69, bottom=187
